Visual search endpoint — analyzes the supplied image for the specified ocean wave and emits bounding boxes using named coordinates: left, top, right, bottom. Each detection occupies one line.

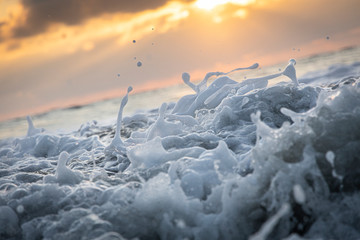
left=1, top=60, right=360, bottom=239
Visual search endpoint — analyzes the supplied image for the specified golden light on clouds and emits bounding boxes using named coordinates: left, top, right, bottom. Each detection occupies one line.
left=194, top=0, right=256, bottom=11
left=193, top=0, right=255, bottom=23
left=0, top=2, right=26, bottom=39
left=0, top=1, right=190, bottom=63
left=233, top=9, right=248, bottom=19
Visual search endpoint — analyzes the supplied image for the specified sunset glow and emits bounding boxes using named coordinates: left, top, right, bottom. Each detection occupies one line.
left=195, top=0, right=256, bottom=10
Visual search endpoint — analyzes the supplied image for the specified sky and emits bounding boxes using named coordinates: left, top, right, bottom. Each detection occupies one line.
left=0, top=0, right=360, bottom=121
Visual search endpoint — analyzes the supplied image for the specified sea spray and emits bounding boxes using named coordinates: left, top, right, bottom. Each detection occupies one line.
left=104, top=86, right=133, bottom=157
left=172, top=62, right=259, bottom=115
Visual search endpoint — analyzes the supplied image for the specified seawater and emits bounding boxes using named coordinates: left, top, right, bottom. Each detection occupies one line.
left=0, top=46, right=360, bottom=140
left=0, top=45, right=360, bottom=240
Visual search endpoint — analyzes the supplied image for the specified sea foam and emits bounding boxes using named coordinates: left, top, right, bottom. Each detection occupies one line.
left=0, top=59, right=360, bottom=239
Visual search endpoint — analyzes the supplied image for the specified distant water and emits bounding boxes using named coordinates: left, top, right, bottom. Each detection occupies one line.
left=1, top=47, right=360, bottom=239
left=0, top=46, right=359, bottom=140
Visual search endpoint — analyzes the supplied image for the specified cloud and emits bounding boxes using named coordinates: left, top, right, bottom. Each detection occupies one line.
left=7, top=0, right=194, bottom=38
left=0, top=1, right=191, bottom=62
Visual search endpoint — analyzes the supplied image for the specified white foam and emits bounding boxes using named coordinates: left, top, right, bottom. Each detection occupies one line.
left=146, top=103, right=182, bottom=140
left=54, top=151, right=83, bottom=185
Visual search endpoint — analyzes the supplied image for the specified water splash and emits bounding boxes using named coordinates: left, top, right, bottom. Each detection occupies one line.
left=26, top=116, right=43, bottom=137
left=104, top=86, right=132, bottom=156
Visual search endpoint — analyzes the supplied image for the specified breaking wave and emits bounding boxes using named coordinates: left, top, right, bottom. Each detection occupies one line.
left=1, top=59, right=360, bottom=239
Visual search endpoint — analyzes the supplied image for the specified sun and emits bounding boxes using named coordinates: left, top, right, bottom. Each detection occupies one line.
left=195, top=0, right=255, bottom=11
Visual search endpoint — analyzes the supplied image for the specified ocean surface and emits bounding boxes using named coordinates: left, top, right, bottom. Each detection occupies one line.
left=0, top=46, right=360, bottom=239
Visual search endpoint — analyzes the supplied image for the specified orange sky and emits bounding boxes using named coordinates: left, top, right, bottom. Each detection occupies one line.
left=0, top=0, right=360, bottom=121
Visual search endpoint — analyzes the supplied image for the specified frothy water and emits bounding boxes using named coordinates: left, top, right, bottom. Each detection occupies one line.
left=1, top=48, right=360, bottom=239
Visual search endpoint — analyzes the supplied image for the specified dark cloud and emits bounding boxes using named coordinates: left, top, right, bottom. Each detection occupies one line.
left=12, top=0, right=194, bottom=38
